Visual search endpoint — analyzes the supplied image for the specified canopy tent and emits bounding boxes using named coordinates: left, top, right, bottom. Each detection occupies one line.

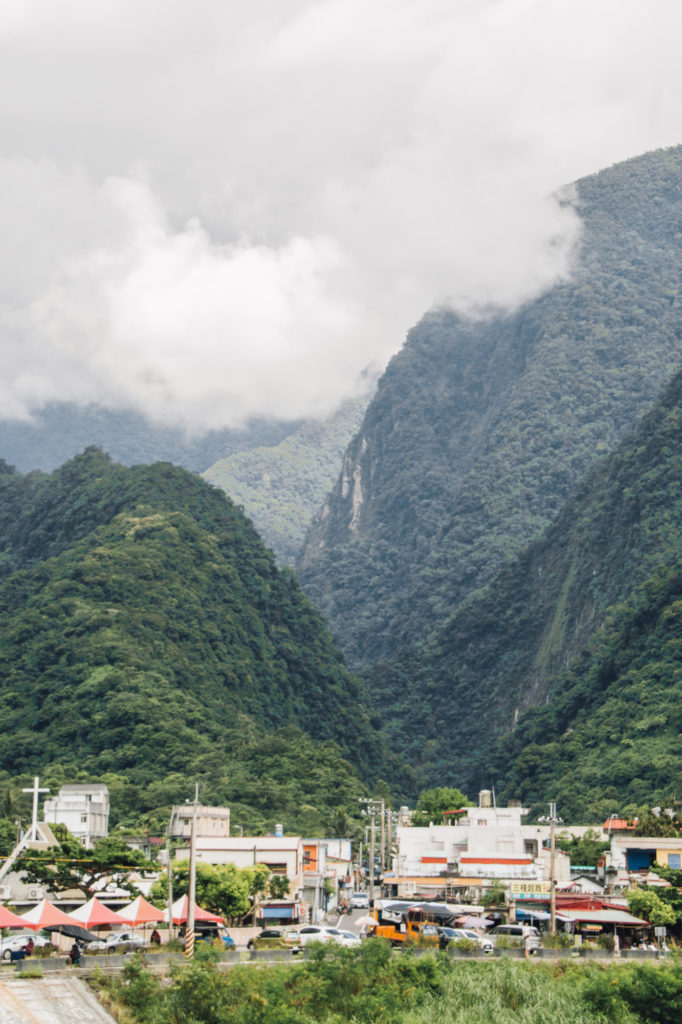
left=68, top=895, right=129, bottom=928
left=44, top=923, right=100, bottom=943
left=170, top=894, right=223, bottom=925
left=0, top=904, right=30, bottom=929
left=19, top=899, right=77, bottom=930
left=118, top=894, right=165, bottom=926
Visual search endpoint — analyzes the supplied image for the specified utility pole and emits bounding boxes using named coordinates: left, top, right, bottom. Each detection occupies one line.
left=549, top=802, right=557, bottom=936
left=166, top=825, right=174, bottom=943
left=369, top=808, right=376, bottom=906
left=359, top=798, right=385, bottom=903
left=386, top=806, right=392, bottom=872
left=380, top=799, right=385, bottom=873
left=185, top=784, right=199, bottom=959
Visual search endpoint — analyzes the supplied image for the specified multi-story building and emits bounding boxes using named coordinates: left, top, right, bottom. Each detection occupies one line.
left=169, top=804, right=231, bottom=839
left=42, top=784, right=109, bottom=848
left=386, top=791, right=571, bottom=900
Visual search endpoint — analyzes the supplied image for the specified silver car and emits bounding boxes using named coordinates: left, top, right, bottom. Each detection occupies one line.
left=105, top=931, right=146, bottom=953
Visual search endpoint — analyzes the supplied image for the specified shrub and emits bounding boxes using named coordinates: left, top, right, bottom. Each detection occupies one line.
left=543, top=931, right=575, bottom=948
left=449, top=938, right=477, bottom=952
left=494, top=934, right=523, bottom=948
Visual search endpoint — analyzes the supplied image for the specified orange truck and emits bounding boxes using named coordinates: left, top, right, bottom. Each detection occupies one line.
left=368, top=904, right=451, bottom=947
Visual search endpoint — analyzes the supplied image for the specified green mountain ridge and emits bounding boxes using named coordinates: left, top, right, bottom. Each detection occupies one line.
left=298, top=146, right=682, bottom=669
left=0, top=449, right=379, bottom=833
left=368, top=362, right=682, bottom=809
left=203, top=396, right=369, bottom=566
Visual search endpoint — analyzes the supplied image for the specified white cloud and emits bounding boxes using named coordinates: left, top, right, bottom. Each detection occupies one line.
left=1, top=0, right=681, bottom=429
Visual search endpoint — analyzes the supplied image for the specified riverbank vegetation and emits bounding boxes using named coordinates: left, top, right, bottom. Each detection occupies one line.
left=94, top=941, right=682, bottom=1023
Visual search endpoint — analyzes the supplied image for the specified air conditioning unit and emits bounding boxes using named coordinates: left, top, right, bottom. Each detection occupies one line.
left=0, top=885, right=10, bottom=900
left=27, top=888, right=41, bottom=899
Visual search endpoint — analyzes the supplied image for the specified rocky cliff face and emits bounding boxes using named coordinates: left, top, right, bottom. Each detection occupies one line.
left=298, top=146, right=682, bottom=669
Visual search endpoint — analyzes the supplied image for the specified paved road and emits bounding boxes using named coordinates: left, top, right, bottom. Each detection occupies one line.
left=0, top=977, right=116, bottom=1024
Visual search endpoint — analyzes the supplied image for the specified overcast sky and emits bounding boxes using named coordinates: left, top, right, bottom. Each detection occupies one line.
left=1, top=0, right=682, bottom=431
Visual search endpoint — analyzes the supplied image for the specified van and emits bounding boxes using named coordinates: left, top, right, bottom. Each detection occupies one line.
left=489, top=924, right=540, bottom=949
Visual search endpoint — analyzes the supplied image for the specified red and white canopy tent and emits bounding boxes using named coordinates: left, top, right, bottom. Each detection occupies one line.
left=0, top=904, right=30, bottom=929
left=170, top=894, right=223, bottom=925
left=68, top=896, right=129, bottom=929
left=118, top=894, right=166, bottom=927
left=19, top=898, right=76, bottom=930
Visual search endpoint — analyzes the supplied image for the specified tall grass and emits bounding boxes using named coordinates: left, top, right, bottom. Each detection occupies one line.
left=95, top=943, right=671, bottom=1024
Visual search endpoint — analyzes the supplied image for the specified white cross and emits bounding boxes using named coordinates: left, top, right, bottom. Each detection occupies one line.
left=22, top=776, right=50, bottom=842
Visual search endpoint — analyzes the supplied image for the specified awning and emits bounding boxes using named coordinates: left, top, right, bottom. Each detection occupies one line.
left=559, top=909, right=649, bottom=927
left=260, top=906, right=294, bottom=918
left=515, top=908, right=551, bottom=921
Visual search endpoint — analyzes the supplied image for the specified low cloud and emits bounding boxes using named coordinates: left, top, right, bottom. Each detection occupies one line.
left=1, top=0, right=681, bottom=430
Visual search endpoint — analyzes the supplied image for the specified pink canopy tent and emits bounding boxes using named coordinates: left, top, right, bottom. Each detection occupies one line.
left=68, top=896, right=129, bottom=928
left=456, top=915, right=495, bottom=929
left=118, top=895, right=165, bottom=926
left=19, top=898, right=76, bottom=930
left=170, top=894, right=223, bottom=925
left=0, top=904, right=30, bottom=929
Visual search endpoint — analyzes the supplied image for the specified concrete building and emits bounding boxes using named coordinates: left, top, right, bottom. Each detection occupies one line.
left=173, top=833, right=306, bottom=924
left=43, top=784, right=109, bottom=848
left=387, top=792, right=572, bottom=899
left=169, top=804, right=230, bottom=839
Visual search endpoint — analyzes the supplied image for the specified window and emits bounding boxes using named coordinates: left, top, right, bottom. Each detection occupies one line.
left=80, top=814, right=88, bottom=823
left=668, top=853, right=681, bottom=870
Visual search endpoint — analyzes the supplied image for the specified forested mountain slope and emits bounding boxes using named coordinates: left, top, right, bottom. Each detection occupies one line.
left=368, top=365, right=682, bottom=804
left=299, top=146, right=682, bottom=668
left=203, top=396, right=368, bottom=566
left=0, top=403, right=304, bottom=473
left=0, top=449, right=379, bottom=833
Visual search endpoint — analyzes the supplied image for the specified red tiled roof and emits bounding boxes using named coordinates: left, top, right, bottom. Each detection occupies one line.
left=603, top=819, right=636, bottom=830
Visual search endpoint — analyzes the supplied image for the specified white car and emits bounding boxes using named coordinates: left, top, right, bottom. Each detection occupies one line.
left=0, top=933, right=52, bottom=959
left=296, top=926, right=340, bottom=946
left=331, top=928, right=362, bottom=948
left=349, top=893, right=370, bottom=909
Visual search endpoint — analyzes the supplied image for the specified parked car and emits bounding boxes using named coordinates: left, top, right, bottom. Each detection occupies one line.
left=489, top=924, right=540, bottom=950
left=194, top=923, right=234, bottom=949
left=334, top=928, right=362, bottom=947
left=296, top=926, right=339, bottom=946
left=245, top=929, right=296, bottom=950
left=84, top=937, right=107, bottom=953
left=437, top=927, right=494, bottom=952
left=0, top=933, right=51, bottom=959
left=349, top=893, right=370, bottom=909
left=104, top=931, right=146, bottom=953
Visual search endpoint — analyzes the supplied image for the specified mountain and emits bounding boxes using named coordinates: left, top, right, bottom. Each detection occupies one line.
left=0, top=403, right=306, bottom=474
left=203, top=396, right=369, bottom=566
left=369, top=363, right=682, bottom=811
left=0, top=448, right=380, bottom=833
left=298, top=146, right=682, bottom=669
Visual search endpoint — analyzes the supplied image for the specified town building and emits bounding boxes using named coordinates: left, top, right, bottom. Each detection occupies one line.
left=386, top=791, right=572, bottom=900
left=173, top=833, right=306, bottom=923
left=42, top=784, right=109, bottom=848
left=169, top=804, right=230, bottom=839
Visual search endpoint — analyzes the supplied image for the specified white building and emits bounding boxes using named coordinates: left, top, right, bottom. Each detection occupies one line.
left=174, top=834, right=304, bottom=890
left=169, top=804, right=230, bottom=839
left=43, top=784, right=109, bottom=848
left=389, top=792, right=571, bottom=898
